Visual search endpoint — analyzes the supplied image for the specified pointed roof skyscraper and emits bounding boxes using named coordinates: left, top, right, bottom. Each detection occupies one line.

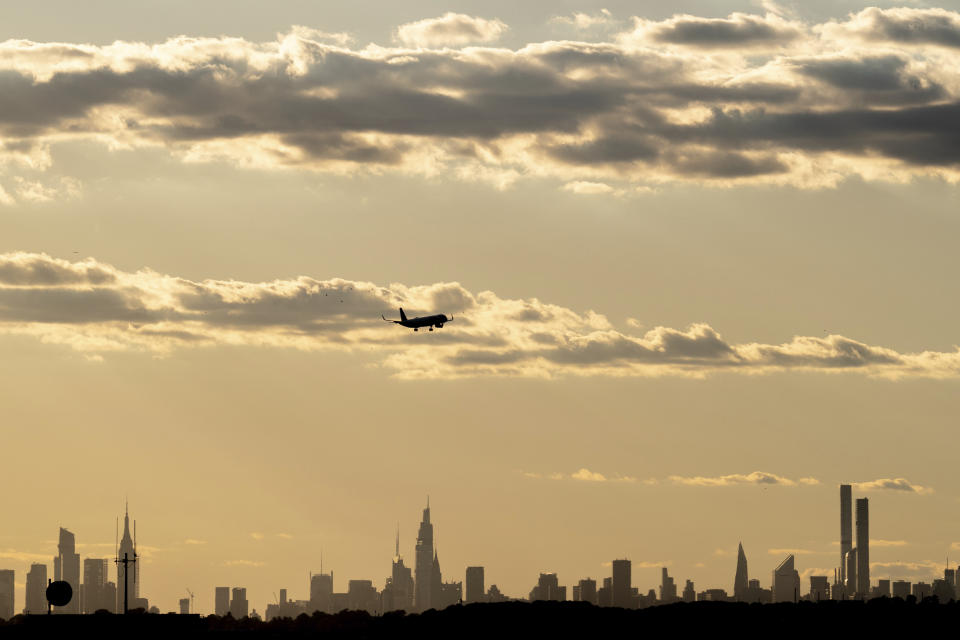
left=734, top=542, right=749, bottom=601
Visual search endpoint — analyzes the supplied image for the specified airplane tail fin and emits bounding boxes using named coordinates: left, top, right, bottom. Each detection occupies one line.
left=399, top=307, right=408, bottom=322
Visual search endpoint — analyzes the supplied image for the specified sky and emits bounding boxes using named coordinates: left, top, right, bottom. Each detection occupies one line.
left=2, top=0, right=960, bottom=615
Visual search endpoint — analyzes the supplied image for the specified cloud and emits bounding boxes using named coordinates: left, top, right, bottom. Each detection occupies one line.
left=224, top=560, right=265, bottom=567
left=870, top=560, right=941, bottom=580
left=952, top=542, right=960, bottom=551
left=0, top=15, right=958, bottom=191
left=822, top=7, right=960, bottom=49
left=276, top=533, right=294, bottom=540
left=184, top=539, right=207, bottom=545
left=562, top=181, right=620, bottom=196
left=0, top=548, right=51, bottom=563
left=524, top=468, right=638, bottom=483
left=670, top=471, right=818, bottom=487
left=623, top=12, right=804, bottom=48
left=571, top=468, right=608, bottom=482
left=249, top=532, right=264, bottom=541
left=5, top=252, right=960, bottom=381
left=768, top=548, right=822, bottom=556
left=551, top=10, right=617, bottom=31
left=851, top=478, right=934, bottom=495
left=396, top=13, right=507, bottom=47
left=871, top=539, right=908, bottom=547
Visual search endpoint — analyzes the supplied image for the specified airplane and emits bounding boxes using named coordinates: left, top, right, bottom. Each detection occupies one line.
left=381, top=307, right=453, bottom=331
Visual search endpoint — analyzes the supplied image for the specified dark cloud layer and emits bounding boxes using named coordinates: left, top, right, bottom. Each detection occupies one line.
left=0, top=8, right=959, bottom=194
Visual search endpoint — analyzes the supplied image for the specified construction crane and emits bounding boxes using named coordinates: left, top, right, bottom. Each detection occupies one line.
left=186, top=588, right=195, bottom=614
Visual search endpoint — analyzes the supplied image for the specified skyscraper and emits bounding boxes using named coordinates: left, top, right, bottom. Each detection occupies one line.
left=0, top=570, right=13, bottom=620
left=659, top=567, right=677, bottom=604
left=116, top=504, right=138, bottom=612
left=24, top=564, right=47, bottom=614
left=215, top=587, right=230, bottom=616
left=383, top=530, right=414, bottom=612
left=309, top=571, right=333, bottom=613
left=465, top=567, right=484, bottom=604
left=577, top=578, right=597, bottom=605
left=83, top=558, right=110, bottom=613
left=734, top=542, right=748, bottom=601
left=611, top=559, right=631, bottom=608
left=845, top=548, right=858, bottom=597
left=840, top=485, right=852, bottom=586
left=856, top=498, right=869, bottom=598
left=414, top=498, right=434, bottom=612
left=54, top=527, right=80, bottom=614
left=230, top=587, right=248, bottom=618
left=771, top=555, right=800, bottom=603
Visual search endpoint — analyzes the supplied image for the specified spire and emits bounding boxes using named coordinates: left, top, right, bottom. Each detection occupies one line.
left=395, top=523, right=400, bottom=558
left=734, top=542, right=749, bottom=601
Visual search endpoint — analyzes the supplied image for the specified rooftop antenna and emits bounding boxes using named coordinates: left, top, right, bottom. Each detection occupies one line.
left=395, top=523, right=400, bottom=558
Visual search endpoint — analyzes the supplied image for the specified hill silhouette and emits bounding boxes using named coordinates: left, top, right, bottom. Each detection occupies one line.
left=1, top=599, right=955, bottom=638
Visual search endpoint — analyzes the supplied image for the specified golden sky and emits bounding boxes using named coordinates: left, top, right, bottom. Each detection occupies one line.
left=2, top=0, right=960, bottom=614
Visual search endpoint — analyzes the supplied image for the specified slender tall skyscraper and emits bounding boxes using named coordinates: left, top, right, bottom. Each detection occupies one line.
left=734, top=542, right=749, bottom=601
left=55, top=528, right=80, bottom=614
left=840, top=485, right=852, bottom=586
left=116, top=503, right=138, bottom=612
left=856, top=497, right=869, bottom=598
left=414, top=498, right=434, bottom=612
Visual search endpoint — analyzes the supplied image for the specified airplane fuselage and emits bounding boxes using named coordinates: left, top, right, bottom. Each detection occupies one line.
left=400, top=314, right=449, bottom=330
left=383, top=307, right=453, bottom=331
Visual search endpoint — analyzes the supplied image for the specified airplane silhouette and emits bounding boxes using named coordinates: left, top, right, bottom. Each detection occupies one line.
left=382, top=307, right=453, bottom=331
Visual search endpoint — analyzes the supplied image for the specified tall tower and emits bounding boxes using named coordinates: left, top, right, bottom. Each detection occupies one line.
left=55, top=528, right=80, bottom=614
left=856, top=498, right=869, bottom=598
left=840, top=485, right=852, bottom=585
left=734, top=542, right=749, bottom=601
left=611, top=559, right=631, bottom=608
left=414, top=498, right=434, bottom=612
left=116, top=503, right=139, bottom=612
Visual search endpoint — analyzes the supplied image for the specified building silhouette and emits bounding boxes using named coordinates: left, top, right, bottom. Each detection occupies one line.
left=611, top=559, right=631, bottom=608
left=576, top=578, right=597, bottom=605
left=530, top=573, right=565, bottom=601
left=682, top=580, right=696, bottom=602
left=839, top=484, right=852, bottom=586
left=659, top=567, right=677, bottom=604
left=892, top=580, right=911, bottom=599
left=0, top=570, right=13, bottom=620
left=215, top=587, right=230, bottom=616
left=734, top=542, right=749, bottom=601
left=845, top=548, right=858, bottom=597
left=309, top=571, right=333, bottom=613
left=856, top=498, right=869, bottom=599
left=809, top=576, right=829, bottom=602
left=414, top=498, right=434, bottom=612
left=772, top=555, right=800, bottom=603
left=465, top=567, right=484, bottom=604
left=24, top=564, right=47, bottom=614
left=383, top=530, right=414, bottom=612
left=116, top=504, right=139, bottom=612
left=875, top=579, right=891, bottom=598
left=347, top=580, right=379, bottom=613
left=54, top=527, right=80, bottom=614
left=83, top=558, right=115, bottom=613
left=230, top=587, right=248, bottom=618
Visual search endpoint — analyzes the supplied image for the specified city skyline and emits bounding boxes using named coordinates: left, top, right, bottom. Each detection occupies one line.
left=1, top=488, right=958, bottom=616
left=3, top=0, right=960, bottom=624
